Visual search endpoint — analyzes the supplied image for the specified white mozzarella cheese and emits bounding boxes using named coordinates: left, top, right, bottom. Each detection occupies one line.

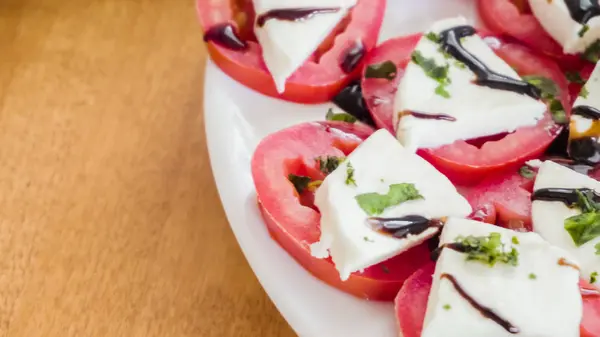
left=529, top=0, right=600, bottom=54
left=393, top=17, right=546, bottom=152
left=310, top=129, right=472, bottom=281
left=253, top=0, right=356, bottom=93
left=532, top=160, right=600, bottom=283
left=422, top=217, right=582, bottom=337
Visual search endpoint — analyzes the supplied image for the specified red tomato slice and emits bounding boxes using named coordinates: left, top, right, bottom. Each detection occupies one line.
left=395, top=265, right=600, bottom=337
left=197, top=0, right=386, bottom=103
left=476, top=0, right=583, bottom=69
left=252, top=121, right=433, bottom=301
left=362, top=34, right=569, bottom=185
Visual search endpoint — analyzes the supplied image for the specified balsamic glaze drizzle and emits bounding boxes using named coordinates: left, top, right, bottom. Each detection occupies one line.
left=203, top=23, right=248, bottom=51
left=573, top=105, right=600, bottom=120
left=430, top=242, right=468, bottom=261
left=564, top=0, right=600, bottom=24
left=532, top=187, right=600, bottom=206
left=340, top=40, right=366, bottom=74
left=438, top=25, right=541, bottom=99
left=558, top=257, right=581, bottom=271
left=441, top=273, right=520, bottom=334
left=256, top=7, right=340, bottom=27
left=366, top=216, right=444, bottom=239
left=401, top=111, right=457, bottom=122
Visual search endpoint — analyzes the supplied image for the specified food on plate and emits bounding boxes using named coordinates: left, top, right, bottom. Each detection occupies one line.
left=243, top=7, right=600, bottom=336
left=309, top=129, right=471, bottom=281
left=197, top=0, right=386, bottom=103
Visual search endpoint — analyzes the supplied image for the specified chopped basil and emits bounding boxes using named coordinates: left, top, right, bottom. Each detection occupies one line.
left=596, top=242, right=600, bottom=255
left=454, top=232, right=519, bottom=267
left=355, top=183, right=423, bottom=216
left=529, top=273, right=537, bottom=280
left=411, top=50, right=451, bottom=98
left=591, top=271, right=598, bottom=284
left=549, top=99, right=568, bottom=125
left=455, top=61, right=467, bottom=69
left=365, top=60, right=398, bottom=80
left=325, top=108, right=357, bottom=123
left=288, top=174, right=311, bottom=194
left=582, top=40, right=600, bottom=63
left=580, top=85, right=589, bottom=99
left=579, top=24, right=590, bottom=37
left=317, top=156, right=344, bottom=175
left=566, top=71, right=586, bottom=84
left=512, top=236, right=520, bottom=245
left=346, top=162, right=356, bottom=186
left=425, top=31, right=441, bottom=43
left=564, top=190, right=600, bottom=246
left=363, top=236, right=374, bottom=242
left=518, top=165, right=536, bottom=180
left=522, top=75, right=559, bottom=98
left=443, top=304, right=451, bottom=310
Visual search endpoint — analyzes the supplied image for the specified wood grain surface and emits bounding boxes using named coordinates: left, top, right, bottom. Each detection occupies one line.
left=0, top=0, right=295, bottom=336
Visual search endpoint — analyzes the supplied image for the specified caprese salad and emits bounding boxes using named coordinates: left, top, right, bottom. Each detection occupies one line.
left=200, top=1, right=600, bottom=336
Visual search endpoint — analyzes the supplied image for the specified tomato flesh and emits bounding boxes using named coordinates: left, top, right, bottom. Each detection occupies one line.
left=197, top=0, right=386, bottom=103
left=395, top=265, right=600, bottom=336
left=361, top=34, right=568, bottom=185
left=252, top=122, right=433, bottom=300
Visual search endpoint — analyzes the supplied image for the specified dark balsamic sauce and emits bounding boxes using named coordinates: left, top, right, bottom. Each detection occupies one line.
left=430, top=242, right=468, bottom=261
left=203, top=23, right=248, bottom=51
left=441, top=273, right=520, bottom=334
left=558, top=257, right=581, bottom=271
left=400, top=111, right=457, bottom=122
left=256, top=7, right=340, bottom=27
left=340, top=40, right=365, bottom=74
left=332, top=80, right=375, bottom=126
left=439, top=25, right=541, bottom=99
left=531, top=187, right=600, bottom=206
left=564, top=0, right=600, bottom=24
left=573, top=105, right=600, bottom=120
left=366, top=216, right=444, bottom=239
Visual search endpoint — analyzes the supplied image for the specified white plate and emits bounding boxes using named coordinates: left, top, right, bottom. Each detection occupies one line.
left=204, top=1, right=480, bottom=336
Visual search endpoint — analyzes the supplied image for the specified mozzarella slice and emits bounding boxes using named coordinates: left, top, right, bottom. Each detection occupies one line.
left=393, top=16, right=546, bottom=152
left=422, top=217, right=582, bottom=337
left=253, top=0, right=356, bottom=93
left=529, top=0, right=600, bottom=54
left=532, top=160, right=600, bottom=283
left=310, top=129, right=472, bottom=281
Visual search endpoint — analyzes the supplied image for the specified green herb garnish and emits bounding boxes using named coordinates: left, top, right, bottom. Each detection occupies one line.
left=564, top=190, right=600, bottom=246
left=365, top=60, right=398, bottom=80
left=326, top=108, right=357, bottom=123
left=355, top=183, right=423, bottom=215
left=549, top=99, right=568, bottom=125
left=582, top=40, right=600, bottom=63
left=529, top=273, right=537, bottom=280
left=317, top=156, right=344, bottom=175
left=443, top=304, right=451, bottom=310
left=425, top=31, right=441, bottom=43
left=346, top=162, right=356, bottom=186
left=580, top=85, right=589, bottom=99
left=411, top=50, right=451, bottom=98
left=288, top=174, right=311, bottom=194
left=522, top=75, right=559, bottom=98
left=595, top=242, right=600, bottom=255
left=518, top=165, right=536, bottom=180
left=454, top=232, right=519, bottom=267
left=579, top=24, right=590, bottom=37
left=591, top=271, right=598, bottom=284
left=363, top=236, right=374, bottom=242
left=512, top=236, right=520, bottom=245
left=566, top=71, right=585, bottom=84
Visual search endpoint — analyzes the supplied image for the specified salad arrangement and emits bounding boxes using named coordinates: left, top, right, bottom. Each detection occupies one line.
left=200, top=0, right=600, bottom=336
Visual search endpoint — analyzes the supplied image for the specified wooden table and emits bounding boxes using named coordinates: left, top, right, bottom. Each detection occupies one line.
left=0, top=1, right=295, bottom=336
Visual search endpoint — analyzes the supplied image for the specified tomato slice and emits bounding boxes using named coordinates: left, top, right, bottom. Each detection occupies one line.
left=361, top=34, right=569, bottom=185
left=395, top=265, right=600, bottom=337
left=476, top=0, right=583, bottom=69
left=197, top=0, right=386, bottom=103
left=252, top=121, right=433, bottom=301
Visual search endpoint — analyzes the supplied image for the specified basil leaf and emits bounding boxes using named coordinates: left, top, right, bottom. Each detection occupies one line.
left=454, top=232, right=519, bottom=267
left=580, top=85, right=589, bottom=99
left=564, top=212, right=600, bottom=246
left=522, top=75, right=559, bottom=98
left=566, top=71, right=585, bottom=84
left=425, top=32, right=441, bottom=43
left=355, top=183, right=423, bottom=216
left=365, top=61, right=397, bottom=80
left=288, top=174, right=311, bottom=194
left=346, top=162, right=356, bottom=186
left=591, top=271, right=598, bottom=284
left=579, top=24, right=590, bottom=37
left=325, top=108, right=357, bottom=123
left=582, top=40, right=600, bottom=63
left=549, top=99, right=568, bottom=125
